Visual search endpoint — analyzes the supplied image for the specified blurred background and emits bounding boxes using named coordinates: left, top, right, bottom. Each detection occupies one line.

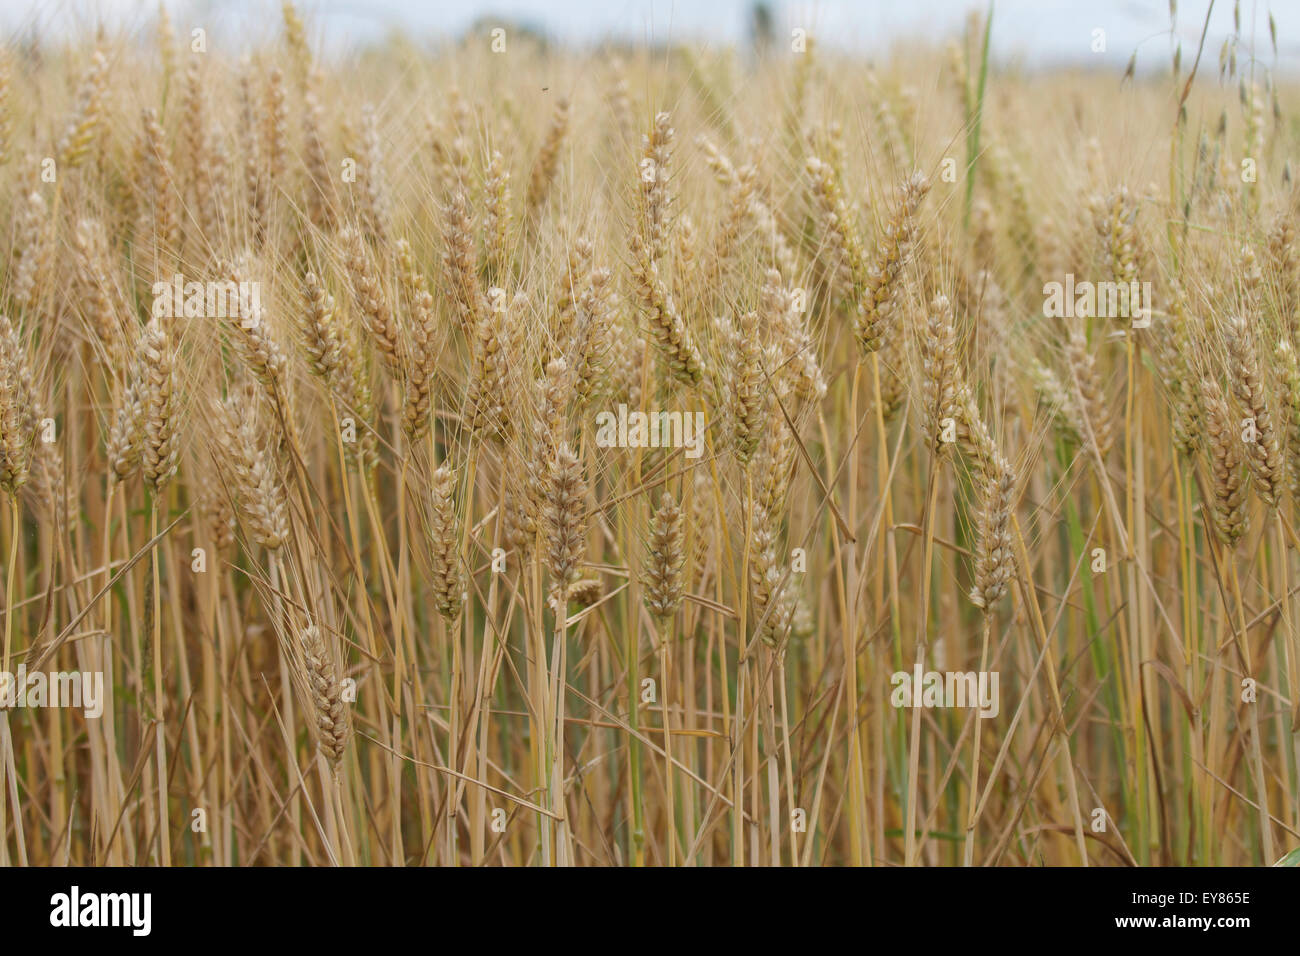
left=0, top=0, right=1293, bottom=73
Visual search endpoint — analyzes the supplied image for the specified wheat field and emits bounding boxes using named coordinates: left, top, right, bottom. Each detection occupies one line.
left=0, top=1, right=1297, bottom=867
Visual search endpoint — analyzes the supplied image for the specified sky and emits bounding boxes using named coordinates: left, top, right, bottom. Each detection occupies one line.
left=0, top=0, right=1294, bottom=74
